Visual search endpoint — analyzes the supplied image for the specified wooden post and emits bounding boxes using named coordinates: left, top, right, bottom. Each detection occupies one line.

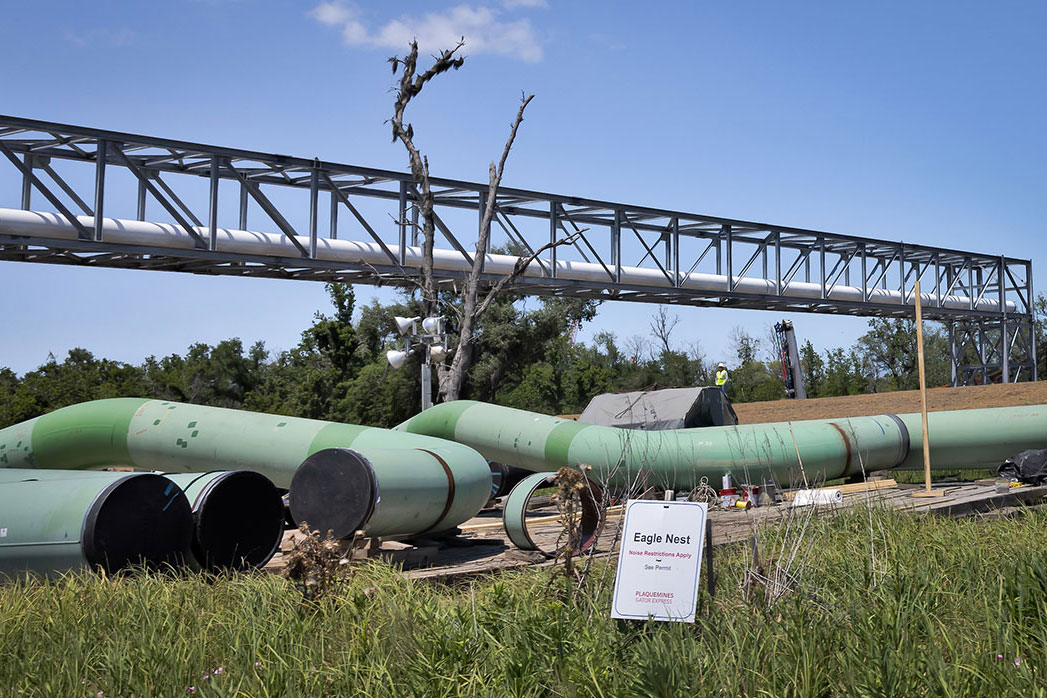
left=912, top=279, right=945, bottom=498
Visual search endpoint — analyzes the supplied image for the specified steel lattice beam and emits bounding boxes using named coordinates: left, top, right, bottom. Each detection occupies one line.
left=0, top=114, right=1036, bottom=384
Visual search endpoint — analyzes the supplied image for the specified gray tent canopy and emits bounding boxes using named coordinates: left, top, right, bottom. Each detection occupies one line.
left=577, top=387, right=738, bottom=430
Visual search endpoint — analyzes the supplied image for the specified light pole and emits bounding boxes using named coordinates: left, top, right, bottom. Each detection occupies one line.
left=386, top=315, right=450, bottom=411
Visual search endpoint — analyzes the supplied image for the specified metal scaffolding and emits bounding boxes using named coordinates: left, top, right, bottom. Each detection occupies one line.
left=0, top=114, right=1036, bottom=384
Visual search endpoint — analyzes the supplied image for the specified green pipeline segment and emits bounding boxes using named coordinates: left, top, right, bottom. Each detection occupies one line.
left=502, top=472, right=555, bottom=551
left=0, top=468, right=283, bottom=571
left=161, top=471, right=285, bottom=570
left=895, top=406, right=1047, bottom=470
left=290, top=446, right=484, bottom=538
left=0, top=399, right=492, bottom=537
left=0, top=470, right=193, bottom=577
left=502, top=471, right=605, bottom=554
left=399, top=401, right=909, bottom=486
left=400, top=402, right=1047, bottom=487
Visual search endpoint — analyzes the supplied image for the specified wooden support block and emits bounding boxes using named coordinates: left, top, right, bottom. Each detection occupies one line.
left=912, top=489, right=947, bottom=498
left=385, top=545, right=438, bottom=569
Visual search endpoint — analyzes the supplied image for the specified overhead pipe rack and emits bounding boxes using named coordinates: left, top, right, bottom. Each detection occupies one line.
left=0, top=115, right=1035, bottom=384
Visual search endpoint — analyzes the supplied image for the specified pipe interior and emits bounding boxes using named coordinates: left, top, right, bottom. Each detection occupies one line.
left=83, top=474, right=194, bottom=573
left=193, top=471, right=285, bottom=571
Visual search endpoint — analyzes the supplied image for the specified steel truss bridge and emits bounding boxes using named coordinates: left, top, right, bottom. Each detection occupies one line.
left=0, top=115, right=1036, bottom=385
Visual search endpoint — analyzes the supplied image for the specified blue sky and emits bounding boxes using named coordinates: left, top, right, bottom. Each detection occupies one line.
left=1, top=0, right=1044, bottom=374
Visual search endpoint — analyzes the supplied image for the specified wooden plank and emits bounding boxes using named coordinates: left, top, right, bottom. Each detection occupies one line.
left=784, top=479, right=898, bottom=500
left=459, top=505, right=625, bottom=532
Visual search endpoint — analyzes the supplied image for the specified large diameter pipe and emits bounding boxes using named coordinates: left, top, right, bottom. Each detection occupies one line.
left=895, top=405, right=1047, bottom=470
left=399, top=401, right=912, bottom=487
left=400, top=402, right=1047, bottom=485
left=162, top=471, right=284, bottom=571
left=0, top=208, right=1014, bottom=313
left=0, top=398, right=491, bottom=537
left=0, top=470, right=193, bottom=577
left=289, top=447, right=482, bottom=538
left=0, top=468, right=285, bottom=571
left=503, top=471, right=604, bottom=554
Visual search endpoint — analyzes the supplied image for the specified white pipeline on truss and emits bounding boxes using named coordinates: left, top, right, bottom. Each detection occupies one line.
left=0, top=207, right=1015, bottom=313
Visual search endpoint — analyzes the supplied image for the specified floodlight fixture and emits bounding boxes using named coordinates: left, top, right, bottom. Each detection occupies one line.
left=421, top=316, right=443, bottom=335
left=386, top=349, right=409, bottom=369
left=429, top=344, right=448, bottom=363
left=394, top=316, right=420, bottom=335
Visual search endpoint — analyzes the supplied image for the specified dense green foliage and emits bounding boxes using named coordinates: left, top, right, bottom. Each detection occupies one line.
left=2, top=507, right=1046, bottom=696
left=1, top=287, right=1044, bottom=430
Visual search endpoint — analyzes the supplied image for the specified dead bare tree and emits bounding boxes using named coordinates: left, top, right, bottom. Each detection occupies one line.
left=623, top=334, right=651, bottom=364
left=388, top=40, right=465, bottom=323
left=389, top=39, right=571, bottom=402
left=650, top=305, right=680, bottom=354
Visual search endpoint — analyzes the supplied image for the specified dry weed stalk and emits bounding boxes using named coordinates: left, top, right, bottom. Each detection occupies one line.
left=551, top=466, right=589, bottom=581
left=282, top=523, right=354, bottom=605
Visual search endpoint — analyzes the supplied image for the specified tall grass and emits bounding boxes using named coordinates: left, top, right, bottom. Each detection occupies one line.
left=2, top=507, right=1046, bottom=697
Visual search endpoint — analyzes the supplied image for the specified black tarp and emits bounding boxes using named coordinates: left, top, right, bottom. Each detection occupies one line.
left=998, top=449, right=1047, bottom=485
left=577, top=387, right=738, bottom=430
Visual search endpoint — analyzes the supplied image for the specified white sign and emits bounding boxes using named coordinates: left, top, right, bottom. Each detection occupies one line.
left=611, top=500, right=707, bottom=623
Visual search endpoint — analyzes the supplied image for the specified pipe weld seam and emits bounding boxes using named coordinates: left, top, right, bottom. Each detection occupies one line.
left=415, top=448, right=456, bottom=534
left=883, top=413, right=911, bottom=466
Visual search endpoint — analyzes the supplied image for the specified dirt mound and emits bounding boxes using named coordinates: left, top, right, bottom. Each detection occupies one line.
left=733, top=381, right=1047, bottom=424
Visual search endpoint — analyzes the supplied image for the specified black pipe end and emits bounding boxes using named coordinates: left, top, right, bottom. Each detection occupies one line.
left=83, top=474, right=194, bottom=574
left=289, top=448, right=377, bottom=540
left=193, top=471, right=285, bottom=571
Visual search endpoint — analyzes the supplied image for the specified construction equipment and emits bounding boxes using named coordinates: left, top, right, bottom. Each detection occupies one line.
left=773, top=320, right=807, bottom=399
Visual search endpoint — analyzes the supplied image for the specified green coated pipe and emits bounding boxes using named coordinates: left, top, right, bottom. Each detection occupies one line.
left=502, top=471, right=604, bottom=555
left=0, top=468, right=284, bottom=571
left=895, top=406, right=1047, bottom=470
left=162, top=471, right=285, bottom=571
left=399, top=401, right=912, bottom=488
left=400, top=402, right=1047, bottom=487
left=502, top=472, right=556, bottom=551
left=0, top=398, right=492, bottom=538
left=289, top=446, right=494, bottom=538
left=0, top=470, right=193, bottom=577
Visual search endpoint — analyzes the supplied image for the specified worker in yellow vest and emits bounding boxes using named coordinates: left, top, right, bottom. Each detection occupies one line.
left=715, top=362, right=729, bottom=395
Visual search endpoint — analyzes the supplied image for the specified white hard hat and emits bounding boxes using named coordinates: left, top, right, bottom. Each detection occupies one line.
left=717, top=362, right=726, bottom=368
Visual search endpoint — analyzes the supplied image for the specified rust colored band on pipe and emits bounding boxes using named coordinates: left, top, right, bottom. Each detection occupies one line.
left=416, top=448, right=456, bottom=534
left=827, top=422, right=853, bottom=474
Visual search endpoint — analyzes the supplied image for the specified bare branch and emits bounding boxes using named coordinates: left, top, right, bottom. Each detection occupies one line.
left=474, top=92, right=534, bottom=258
left=435, top=91, right=537, bottom=400
left=357, top=259, right=466, bottom=322
left=650, top=305, right=681, bottom=354
left=474, top=230, right=583, bottom=319
left=387, top=40, right=467, bottom=317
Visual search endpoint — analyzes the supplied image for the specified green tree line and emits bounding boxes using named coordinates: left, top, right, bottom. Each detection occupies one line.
left=1, top=286, right=1044, bottom=430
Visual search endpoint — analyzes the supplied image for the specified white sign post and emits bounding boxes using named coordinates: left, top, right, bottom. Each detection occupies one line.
left=611, top=500, right=707, bottom=623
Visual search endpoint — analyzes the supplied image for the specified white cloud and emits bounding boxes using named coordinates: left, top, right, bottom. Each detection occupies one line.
left=309, top=2, right=352, bottom=26
left=64, top=28, right=136, bottom=48
left=309, top=3, right=543, bottom=63
left=501, top=0, right=548, bottom=8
